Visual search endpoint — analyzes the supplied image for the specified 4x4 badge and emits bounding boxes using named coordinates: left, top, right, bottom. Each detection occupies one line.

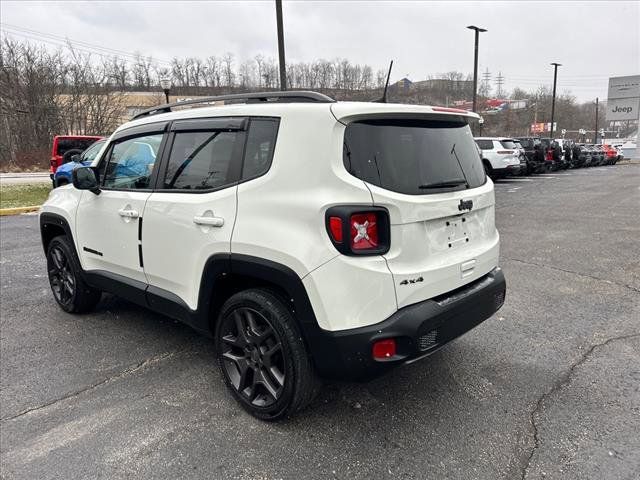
left=458, top=199, right=473, bottom=211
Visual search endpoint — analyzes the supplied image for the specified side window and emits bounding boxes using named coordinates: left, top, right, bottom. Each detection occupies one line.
left=242, top=119, right=279, bottom=180
left=476, top=139, right=494, bottom=150
left=102, top=134, right=163, bottom=190
left=163, top=130, right=240, bottom=190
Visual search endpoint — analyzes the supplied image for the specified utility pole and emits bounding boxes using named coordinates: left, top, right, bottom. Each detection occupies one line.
left=594, top=97, right=599, bottom=144
left=466, top=25, right=487, bottom=113
left=482, top=68, right=491, bottom=96
left=495, top=72, right=504, bottom=98
left=549, top=62, right=561, bottom=141
left=275, top=0, right=287, bottom=90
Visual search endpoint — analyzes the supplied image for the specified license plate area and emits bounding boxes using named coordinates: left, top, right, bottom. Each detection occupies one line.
left=445, top=217, right=469, bottom=249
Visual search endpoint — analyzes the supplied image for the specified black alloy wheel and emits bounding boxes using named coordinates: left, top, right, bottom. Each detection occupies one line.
left=48, top=244, right=75, bottom=308
left=219, top=307, right=286, bottom=408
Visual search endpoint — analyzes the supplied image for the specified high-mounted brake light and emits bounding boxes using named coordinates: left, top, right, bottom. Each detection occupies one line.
left=432, top=106, right=468, bottom=114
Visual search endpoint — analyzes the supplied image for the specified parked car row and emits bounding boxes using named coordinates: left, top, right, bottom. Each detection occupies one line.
left=475, top=136, right=623, bottom=178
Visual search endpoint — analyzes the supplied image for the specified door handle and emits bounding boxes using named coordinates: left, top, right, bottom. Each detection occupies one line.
left=193, top=215, right=224, bottom=227
left=118, top=208, right=139, bottom=218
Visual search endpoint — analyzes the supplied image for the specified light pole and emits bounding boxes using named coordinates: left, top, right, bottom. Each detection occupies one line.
left=478, top=116, right=485, bottom=136
left=467, top=25, right=487, bottom=113
left=549, top=62, right=561, bottom=141
left=594, top=97, right=599, bottom=144
left=160, top=78, right=171, bottom=104
left=275, top=0, right=287, bottom=90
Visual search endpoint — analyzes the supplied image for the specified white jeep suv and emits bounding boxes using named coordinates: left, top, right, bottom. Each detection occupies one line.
left=40, top=92, right=506, bottom=420
left=475, top=137, right=522, bottom=177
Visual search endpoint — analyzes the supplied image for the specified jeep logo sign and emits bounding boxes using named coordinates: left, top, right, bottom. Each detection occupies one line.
left=606, top=97, right=640, bottom=121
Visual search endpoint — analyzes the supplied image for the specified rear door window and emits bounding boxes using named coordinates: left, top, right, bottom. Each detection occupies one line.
left=162, top=130, right=241, bottom=190
left=344, top=119, right=486, bottom=195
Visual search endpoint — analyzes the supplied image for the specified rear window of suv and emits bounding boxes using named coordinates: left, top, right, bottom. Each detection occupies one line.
left=56, top=138, right=99, bottom=156
left=344, top=119, right=485, bottom=195
left=500, top=140, right=517, bottom=149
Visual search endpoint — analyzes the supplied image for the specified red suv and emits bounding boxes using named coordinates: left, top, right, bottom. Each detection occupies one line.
left=50, top=135, right=103, bottom=183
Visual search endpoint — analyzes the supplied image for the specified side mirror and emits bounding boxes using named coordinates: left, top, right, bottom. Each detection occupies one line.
left=72, top=166, right=101, bottom=195
left=71, top=154, right=82, bottom=163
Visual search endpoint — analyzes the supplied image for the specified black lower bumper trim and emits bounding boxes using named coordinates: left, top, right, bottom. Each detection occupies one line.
left=308, top=267, right=506, bottom=381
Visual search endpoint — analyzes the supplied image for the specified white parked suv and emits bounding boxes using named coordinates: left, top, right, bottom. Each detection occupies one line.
left=40, top=92, right=506, bottom=420
left=475, top=137, right=522, bottom=177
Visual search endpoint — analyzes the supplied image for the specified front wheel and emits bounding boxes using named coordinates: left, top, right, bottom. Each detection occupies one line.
left=47, top=236, right=101, bottom=313
left=215, top=289, right=319, bottom=420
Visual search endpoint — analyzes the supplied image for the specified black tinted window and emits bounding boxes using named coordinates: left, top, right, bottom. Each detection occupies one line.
left=57, top=138, right=99, bottom=156
left=163, top=131, right=239, bottom=190
left=500, top=140, right=516, bottom=149
left=476, top=139, right=494, bottom=150
left=242, top=119, right=279, bottom=179
left=344, top=120, right=485, bottom=195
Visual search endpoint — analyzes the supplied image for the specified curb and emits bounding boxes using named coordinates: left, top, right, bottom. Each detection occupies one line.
left=0, top=205, right=41, bottom=216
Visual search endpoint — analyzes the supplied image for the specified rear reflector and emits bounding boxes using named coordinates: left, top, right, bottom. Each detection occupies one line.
left=496, top=150, right=514, bottom=154
left=328, top=216, right=343, bottom=243
left=372, top=338, right=396, bottom=359
left=350, top=213, right=378, bottom=250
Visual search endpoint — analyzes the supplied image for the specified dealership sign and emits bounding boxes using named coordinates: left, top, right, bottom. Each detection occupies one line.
left=606, top=97, right=640, bottom=121
left=607, top=75, right=640, bottom=100
left=607, top=75, right=640, bottom=122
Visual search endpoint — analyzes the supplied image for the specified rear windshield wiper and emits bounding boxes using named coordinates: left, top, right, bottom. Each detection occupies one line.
left=419, top=179, right=468, bottom=189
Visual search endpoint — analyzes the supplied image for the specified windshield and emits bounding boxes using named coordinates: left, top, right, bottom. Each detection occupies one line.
left=344, top=119, right=485, bottom=195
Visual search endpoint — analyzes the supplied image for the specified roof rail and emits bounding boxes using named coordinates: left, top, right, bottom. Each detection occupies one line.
left=131, top=90, right=335, bottom=120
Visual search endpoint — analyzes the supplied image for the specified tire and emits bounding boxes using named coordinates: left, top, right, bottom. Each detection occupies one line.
left=55, top=178, right=69, bottom=188
left=46, top=236, right=101, bottom=313
left=62, top=149, right=83, bottom=164
left=482, top=160, right=493, bottom=177
left=215, top=288, right=320, bottom=420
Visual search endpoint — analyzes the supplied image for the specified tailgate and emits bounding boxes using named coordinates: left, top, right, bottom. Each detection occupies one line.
left=371, top=180, right=499, bottom=308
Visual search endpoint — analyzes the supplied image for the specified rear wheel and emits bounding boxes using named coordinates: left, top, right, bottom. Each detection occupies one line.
left=55, top=178, right=69, bottom=188
left=215, top=289, right=319, bottom=420
left=482, top=160, right=493, bottom=177
left=47, top=236, right=101, bottom=313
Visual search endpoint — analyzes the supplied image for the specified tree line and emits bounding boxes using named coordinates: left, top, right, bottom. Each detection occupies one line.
left=0, top=36, right=624, bottom=171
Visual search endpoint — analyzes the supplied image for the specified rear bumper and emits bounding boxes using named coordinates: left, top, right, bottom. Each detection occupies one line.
left=308, top=267, right=506, bottom=381
left=493, top=165, right=521, bottom=176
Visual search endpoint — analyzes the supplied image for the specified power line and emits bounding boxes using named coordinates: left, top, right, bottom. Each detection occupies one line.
left=0, top=23, right=173, bottom=66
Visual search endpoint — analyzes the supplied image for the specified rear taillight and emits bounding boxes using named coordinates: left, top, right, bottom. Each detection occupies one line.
left=350, top=212, right=378, bottom=250
left=328, top=217, right=343, bottom=243
left=496, top=150, right=514, bottom=154
left=326, top=206, right=390, bottom=256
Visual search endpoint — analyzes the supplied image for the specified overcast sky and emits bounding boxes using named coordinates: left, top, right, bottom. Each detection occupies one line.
left=2, top=0, right=638, bottom=102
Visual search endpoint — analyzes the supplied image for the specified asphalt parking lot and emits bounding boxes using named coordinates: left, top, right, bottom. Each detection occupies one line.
left=1, top=165, right=639, bottom=480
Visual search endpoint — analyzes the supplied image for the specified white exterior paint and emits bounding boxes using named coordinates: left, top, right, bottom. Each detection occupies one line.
left=41, top=99, right=499, bottom=332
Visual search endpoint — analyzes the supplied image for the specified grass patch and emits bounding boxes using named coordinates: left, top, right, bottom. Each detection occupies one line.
left=0, top=183, right=51, bottom=209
